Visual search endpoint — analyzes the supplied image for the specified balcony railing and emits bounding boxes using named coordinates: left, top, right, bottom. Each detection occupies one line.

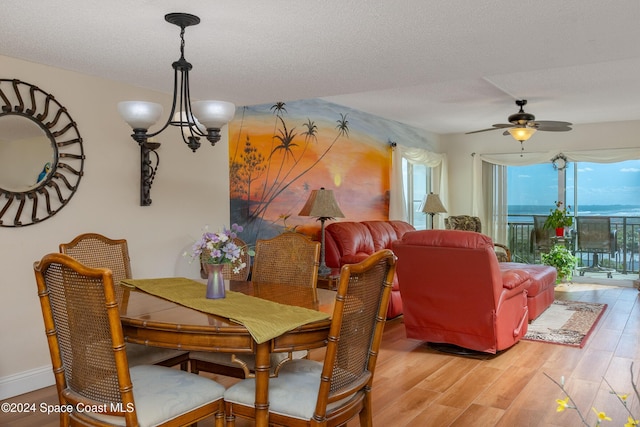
left=506, top=215, right=640, bottom=275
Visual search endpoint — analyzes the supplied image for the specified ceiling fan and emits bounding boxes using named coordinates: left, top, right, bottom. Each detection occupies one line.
left=466, top=99, right=572, bottom=152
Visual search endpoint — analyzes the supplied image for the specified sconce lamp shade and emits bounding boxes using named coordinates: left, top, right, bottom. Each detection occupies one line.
left=419, top=192, right=447, bottom=215
left=118, top=101, right=163, bottom=130
left=507, top=126, right=537, bottom=142
left=298, top=188, right=345, bottom=219
left=192, top=101, right=237, bottom=129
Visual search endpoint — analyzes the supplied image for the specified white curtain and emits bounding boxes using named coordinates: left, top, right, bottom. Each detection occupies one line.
left=472, top=147, right=640, bottom=241
left=390, top=144, right=448, bottom=228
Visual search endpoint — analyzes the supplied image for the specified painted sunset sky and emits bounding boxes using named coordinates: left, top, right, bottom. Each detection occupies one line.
left=228, top=98, right=427, bottom=242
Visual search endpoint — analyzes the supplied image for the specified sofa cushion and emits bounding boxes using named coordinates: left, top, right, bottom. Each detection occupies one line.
left=389, top=220, right=416, bottom=237
left=362, top=221, right=399, bottom=251
left=325, top=222, right=375, bottom=260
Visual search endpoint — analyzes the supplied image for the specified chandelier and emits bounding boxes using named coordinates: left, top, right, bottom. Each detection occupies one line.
left=118, top=13, right=235, bottom=205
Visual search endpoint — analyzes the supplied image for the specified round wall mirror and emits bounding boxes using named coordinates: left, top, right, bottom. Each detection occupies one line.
left=0, top=79, right=85, bottom=227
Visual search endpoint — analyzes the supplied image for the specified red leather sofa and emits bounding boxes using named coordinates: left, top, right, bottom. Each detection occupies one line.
left=324, top=220, right=415, bottom=319
left=392, top=230, right=530, bottom=353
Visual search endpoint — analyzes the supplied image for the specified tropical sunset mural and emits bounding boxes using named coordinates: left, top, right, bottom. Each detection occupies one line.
left=229, top=98, right=394, bottom=244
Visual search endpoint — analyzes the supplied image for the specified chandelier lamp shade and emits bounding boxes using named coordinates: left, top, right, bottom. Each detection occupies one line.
left=118, top=12, right=236, bottom=206
left=419, top=192, right=447, bottom=229
left=298, top=188, right=345, bottom=276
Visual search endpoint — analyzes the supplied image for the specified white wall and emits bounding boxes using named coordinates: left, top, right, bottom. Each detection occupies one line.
left=0, top=55, right=230, bottom=398
left=441, top=120, right=640, bottom=216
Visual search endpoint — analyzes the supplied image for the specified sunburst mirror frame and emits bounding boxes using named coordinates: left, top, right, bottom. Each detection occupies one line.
left=0, top=79, right=85, bottom=227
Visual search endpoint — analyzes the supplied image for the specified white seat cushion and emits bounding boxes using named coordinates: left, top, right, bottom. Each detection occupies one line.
left=87, top=365, right=225, bottom=426
left=224, top=359, right=354, bottom=421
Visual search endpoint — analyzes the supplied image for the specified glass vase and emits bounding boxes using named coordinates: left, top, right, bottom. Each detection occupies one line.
left=204, top=263, right=226, bottom=299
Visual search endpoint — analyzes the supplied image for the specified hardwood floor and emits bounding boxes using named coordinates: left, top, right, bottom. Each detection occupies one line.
left=2, top=282, right=638, bottom=426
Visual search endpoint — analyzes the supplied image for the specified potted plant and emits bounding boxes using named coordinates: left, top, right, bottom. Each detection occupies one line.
left=543, top=201, right=573, bottom=236
left=541, top=244, right=578, bottom=283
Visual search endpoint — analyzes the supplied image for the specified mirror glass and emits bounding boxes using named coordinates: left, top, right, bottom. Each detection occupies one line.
left=0, top=115, right=53, bottom=192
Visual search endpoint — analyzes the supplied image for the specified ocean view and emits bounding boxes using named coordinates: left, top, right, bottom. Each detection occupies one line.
left=508, top=204, right=640, bottom=220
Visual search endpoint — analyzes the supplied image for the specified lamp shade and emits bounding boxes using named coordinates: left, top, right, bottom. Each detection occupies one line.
left=419, top=193, right=447, bottom=214
left=192, top=101, right=236, bottom=129
left=298, top=188, right=344, bottom=219
left=118, top=101, right=163, bottom=130
left=507, top=126, right=537, bottom=142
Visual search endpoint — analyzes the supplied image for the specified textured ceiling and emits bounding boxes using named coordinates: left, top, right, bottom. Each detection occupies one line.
left=2, top=0, right=640, bottom=134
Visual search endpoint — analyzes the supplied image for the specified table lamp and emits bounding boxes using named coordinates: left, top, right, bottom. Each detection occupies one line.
left=298, top=187, right=344, bottom=276
left=419, top=192, right=447, bottom=229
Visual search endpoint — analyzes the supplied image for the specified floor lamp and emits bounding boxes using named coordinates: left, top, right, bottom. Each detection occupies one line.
left=298, top=187, right=344, bottom=276
left=419, top=192, right=447, bottom=229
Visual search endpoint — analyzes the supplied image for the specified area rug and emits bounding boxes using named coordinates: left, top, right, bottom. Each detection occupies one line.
left=523, top=300, right=607, bottom=348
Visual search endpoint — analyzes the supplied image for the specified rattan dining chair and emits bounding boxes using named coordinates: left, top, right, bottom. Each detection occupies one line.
left=59, top=233, right=190, bottom=370
left=251, top=232, right=321, bottom=287
left=34, top=253, right=225, bottom=427
left=223, top=249, right=396, bottom=427
left=190, top=232, right=321, bottom=379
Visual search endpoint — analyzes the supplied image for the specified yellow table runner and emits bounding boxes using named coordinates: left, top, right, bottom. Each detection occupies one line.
left=121, top=277, right=330, bottom=344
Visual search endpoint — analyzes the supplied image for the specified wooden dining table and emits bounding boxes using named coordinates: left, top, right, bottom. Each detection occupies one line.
left=119, top=279, right=335, bottom=427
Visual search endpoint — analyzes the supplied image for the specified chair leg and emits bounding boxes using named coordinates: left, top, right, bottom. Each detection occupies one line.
left=215, top=411, right=225, bottom=427
left=359, top=392, right=373, bottom=427
left=225, top=402, right=236, bottom=427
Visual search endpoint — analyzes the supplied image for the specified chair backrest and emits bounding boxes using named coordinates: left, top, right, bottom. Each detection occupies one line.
left=314, top=249, right=396, bottom=419
left=200, top=237, right=252, bottom=281
left=532, top=215, right=554, bottom=252
left=34, top=253, right=138, bottom=425
left=60, top=233, right=132, bottom=284
left=252, top=232, right=320, bottom=287
left=576, top=216, right=614, bottom=252
left=445, top=215, right=482, bottom=232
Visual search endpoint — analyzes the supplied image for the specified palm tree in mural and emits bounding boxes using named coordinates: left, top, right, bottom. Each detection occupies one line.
left=247, top=112, right=350, bottom=230
left=258, top=102, right=289, bottom=205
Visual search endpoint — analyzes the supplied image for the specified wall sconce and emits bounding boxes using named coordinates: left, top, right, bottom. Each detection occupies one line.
left=118, top=12, right=236, bottom=206
left=419, top=192, right=447, bottom=229
left=298, top=187, right=345, bottom=276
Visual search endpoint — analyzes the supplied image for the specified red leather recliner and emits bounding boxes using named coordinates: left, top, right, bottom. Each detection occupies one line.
left=391, top=230, right=530, bottom=353
left=324, top=220, right=415, bottom=319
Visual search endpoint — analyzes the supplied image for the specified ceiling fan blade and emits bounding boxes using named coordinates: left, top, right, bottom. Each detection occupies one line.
left=465, top=123, right=513, bottom=134
left=532, top=120, right=573, bottom=132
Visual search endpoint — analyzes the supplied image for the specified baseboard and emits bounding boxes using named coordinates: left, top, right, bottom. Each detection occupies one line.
left=0, top=365, right=54, bottom=400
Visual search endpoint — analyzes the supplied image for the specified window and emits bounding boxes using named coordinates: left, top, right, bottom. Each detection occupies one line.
left=507, top=159, right=640, bottom=217
left=506, top=158, right=640, bottom=268
left=402, top=158, right=430, bottom=229
left=572, top=160, right=640, bottom=216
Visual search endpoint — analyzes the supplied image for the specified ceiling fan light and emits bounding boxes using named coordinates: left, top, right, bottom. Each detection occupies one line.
left=507, top=126, right=536, bottom=142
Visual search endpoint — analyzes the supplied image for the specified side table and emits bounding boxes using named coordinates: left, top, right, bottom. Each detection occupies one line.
left=317, top=268, right=341, bottom=290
